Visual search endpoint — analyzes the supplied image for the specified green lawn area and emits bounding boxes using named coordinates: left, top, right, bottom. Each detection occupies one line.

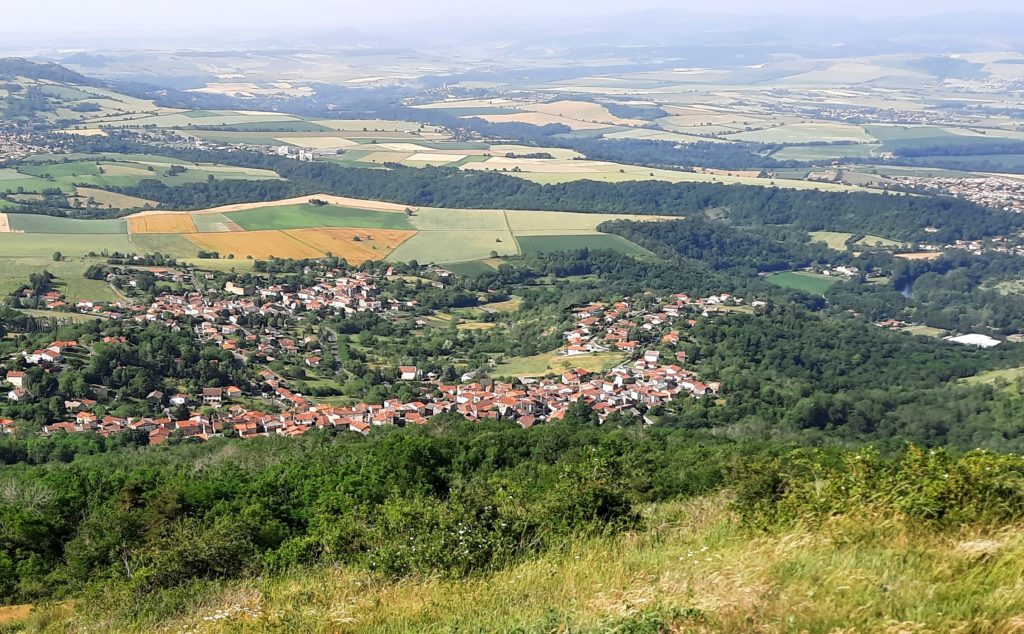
left=516, top=234, right=652, bottom=257
left=228, top=204, right=415, bottom=231
left=767, top=271, right=840, bottom=295
left=495, top=350, right=625, bottom=378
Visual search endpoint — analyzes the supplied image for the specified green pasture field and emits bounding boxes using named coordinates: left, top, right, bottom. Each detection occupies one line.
left=0, top=169, right=55, bottom=193
left=857, top=235, right=906, bottom=248
left=7, top=214, right=127, bottom=234
left=191, top=213, right=234, bottom=233
left=810, top=231, right=855, bottom=250
left=510, top=168, right=874, bottom=192
left=960, top=366, right=1024, bottom=389
left=444, top=260, right=501, bottom=276
left=2, top=160, right=280, bottom=193
left=0, top=233, right=135, bottom=258
left=725, top=123, right=875, bottom=144
left=387, top=230, right=518, bottom=264
left=129, top=234, right=201, bottom=258
left=908, top=154, right=1024, bottom=172
left=864, top=125, right=1019, bottom=152
left=851, top=165, right=977, bottom=178
left=20, top=153, right=191, bottom=165
left=90, top=111, right=304, bottom=129
left=227, top=204, right=415, bottom=231
left=199, top=120, right=332, bottom=132
left=767, top=271, right=840, bottom=295
left=810, top=231, right=905, bottom=250
left=516, top=234, right=652, bottom=257
left=771, top=144, right=881, bottom=161
left=0, top=257, right=123, bottom=303
left=408, top=208, right=507, bottom=231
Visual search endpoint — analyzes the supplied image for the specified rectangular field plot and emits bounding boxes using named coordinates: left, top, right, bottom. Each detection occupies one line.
left=128, top=213, right=197, bottom=234
left=767, top=271, right=840, bottom=295
left=408, top=208, right=507, bottom=231
left=0, top=233, right=135, bottom=257
left=7, top=214, right=127, bottom=234
left=387, top=230, right=518, bottom=264
left=227, top=204, right=414, bottom=231
left=185, top=230, right=323, bottom=260
left=283, top=228, right=416, bottom=264
left=129, top=234, right=200, bottom=258
left=191, top=213, right=240, bottom=233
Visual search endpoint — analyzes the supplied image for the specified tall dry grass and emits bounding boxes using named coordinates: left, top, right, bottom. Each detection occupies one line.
left=20, top=492, right=1024, bottom=633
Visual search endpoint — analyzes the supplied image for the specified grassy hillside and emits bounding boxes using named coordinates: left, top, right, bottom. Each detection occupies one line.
left=7, top=444, right=1024, bottom=633
left=16, top=491, right=1024, bottom=633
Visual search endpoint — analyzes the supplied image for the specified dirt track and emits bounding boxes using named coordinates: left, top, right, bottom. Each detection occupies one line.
left=0, top=213, right=8, bottom=233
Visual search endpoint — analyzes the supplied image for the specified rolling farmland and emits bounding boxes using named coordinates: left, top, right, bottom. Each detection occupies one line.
left=0, top=195, right=658, bottom=267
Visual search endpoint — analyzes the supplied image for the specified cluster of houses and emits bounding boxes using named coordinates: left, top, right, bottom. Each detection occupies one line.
left=562, top=293, right=764, bottom=359
left=0, top=290, right=731, bottom=442
left=892, top=175, right=1024, bottom=214
left=16, top=288, right=134, bottom=318
left=2, top=353, right=720, bottom=443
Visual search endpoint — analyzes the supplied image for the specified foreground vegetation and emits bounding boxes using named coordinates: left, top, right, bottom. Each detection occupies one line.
left=5, top=433, right=1023, bottom=633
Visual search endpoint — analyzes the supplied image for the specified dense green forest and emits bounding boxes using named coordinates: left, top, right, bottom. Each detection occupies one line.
left=30, top=135, right=1012, bottom=243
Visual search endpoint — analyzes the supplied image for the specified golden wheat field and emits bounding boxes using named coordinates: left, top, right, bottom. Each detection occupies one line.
left=284, top=228, right=416, bottom=263
left=185, top=230, right=322, bottom=259
left=184, top=228, right=416, bottom=261
left=128, top=213, right=197, bottom=234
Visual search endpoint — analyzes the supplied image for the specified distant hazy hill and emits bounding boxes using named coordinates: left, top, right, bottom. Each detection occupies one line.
left=0, top=58, right=104, bottom=87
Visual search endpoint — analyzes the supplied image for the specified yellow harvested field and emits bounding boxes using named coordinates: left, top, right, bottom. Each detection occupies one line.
left=490, top=145, right=584, bottom=160
left=58, top=128, right=107, bottom=136
left=128, top=213, right=197, bottom=234
left=71, top=187, right=155, bottom=210
left=184, top=228, right=416, bottom=261
left=185, top=230, right=323, bottom=260
left=359, top=151, right=414, bottom=163
left=406, top=153, right=467, bottom=162
left=896, top=252, right=944, bottom=260
left=128, top=194, right=413, bottom=218
left=471, top=112, right=610, bottom=131
left=276, top=136, right=359, bottom=148
left=285, top=228, right=417, bottom=263
left=524, top=100, right=647, bottom=127
left=0, top=213, right=8, bottom=233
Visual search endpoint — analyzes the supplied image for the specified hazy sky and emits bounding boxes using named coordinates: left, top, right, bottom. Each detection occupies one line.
left=2, top=0, right=1020, bottom=37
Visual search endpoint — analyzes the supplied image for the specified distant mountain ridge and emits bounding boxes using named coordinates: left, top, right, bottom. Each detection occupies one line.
left=0, top=57, right=105, bottom=87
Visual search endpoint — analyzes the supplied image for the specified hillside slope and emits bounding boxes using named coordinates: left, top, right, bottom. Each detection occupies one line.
left=15, top=492, right=1024, bottom=633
